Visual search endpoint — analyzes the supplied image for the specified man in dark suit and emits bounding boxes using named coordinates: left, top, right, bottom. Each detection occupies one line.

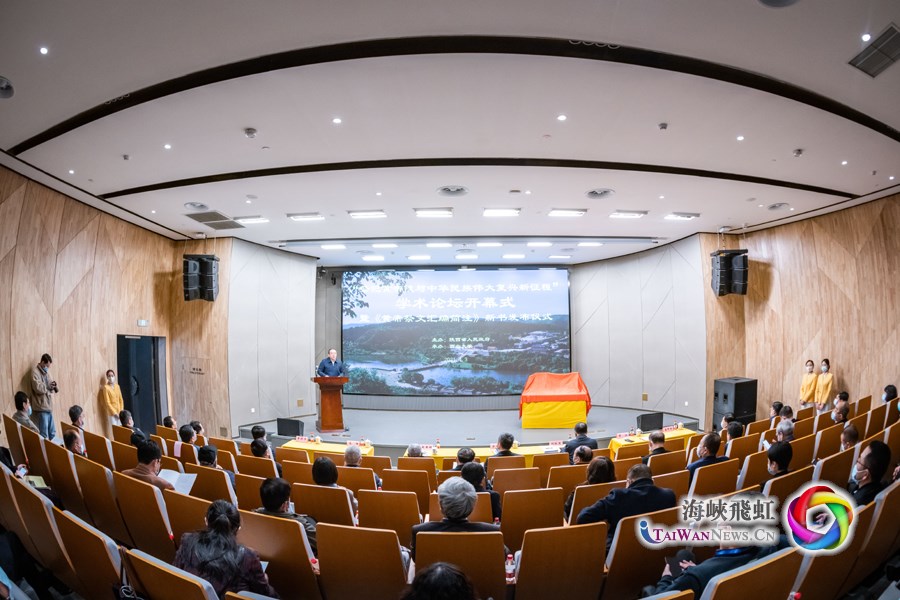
left=576, top=464, right=676, bottom=549
left=642, top=431, right=668, bottom=465
left=686, top=433, right=727, bottom=482
left=564, top=422, right=598, bottom=463
left=848, top=440, right=891, bottom=505
left=316, top=348, right=347, bottom=377
left=484, top=432, right=518, bottom=474
left=410, top=477, right=502, bottom=559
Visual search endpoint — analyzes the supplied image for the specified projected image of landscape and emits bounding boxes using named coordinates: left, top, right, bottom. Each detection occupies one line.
left=342, top=268, right=570, bottom=396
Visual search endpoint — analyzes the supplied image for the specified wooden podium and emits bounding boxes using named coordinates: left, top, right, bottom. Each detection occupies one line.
left=312, top=376, right=348, bottom=433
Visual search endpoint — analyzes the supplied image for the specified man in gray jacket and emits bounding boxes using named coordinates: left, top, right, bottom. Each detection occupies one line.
left=30, top=354, right=58, bottom=439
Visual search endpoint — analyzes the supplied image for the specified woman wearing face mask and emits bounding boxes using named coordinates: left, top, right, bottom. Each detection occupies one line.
left=883, top=384, right=898, bottom=404
left=814, top=358, right=834, bottom=415
left=799, top=359, right=817, bottom=409
left=100, top=369, right=125, bottom=427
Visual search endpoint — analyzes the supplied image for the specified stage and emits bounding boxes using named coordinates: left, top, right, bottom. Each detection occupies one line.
left=239, top=406, right=700, bottom=462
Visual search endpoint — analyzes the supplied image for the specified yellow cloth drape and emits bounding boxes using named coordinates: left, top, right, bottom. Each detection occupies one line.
left=799, top=372, right=817, bottom=405
left=814, top=372, right=834, bottom=408
left=101, top=383, right=124, bottom=416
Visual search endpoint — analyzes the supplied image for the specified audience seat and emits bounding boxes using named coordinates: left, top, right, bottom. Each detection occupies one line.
left=792, top=416, right=815, bottom=439
left=415, top=531, right=507, bottom=600
left=684, top=433, right=705, bottom=458
left=112, top=424, right=134, bottom=445
left=500, top=487, right=565, bottom=552
left=273, top=445, right=308, bottom=464
left=789, top=433, right=815, bottom=468
left=234, top=453, right=278, bottom=479
left=796, top=406, right=815, bottom=421
left=885, top=398, right=899, bottom=427
left=485, top=454, right=526, bottom=479
left=615, top=441, right=650, bottom=461
left=437, top=469, right=461, bottom=484
left=240, top=441, right=253, bottom=455
left=318, top=523, right=408, bottom=600
left=207, top=435, right=240, bottom=455
left=648, top=449, right=687, bottom=475
left=54, top=508, right=124, bottom=600
left=361, top=454, right=392, bottom=478
left=547, top=464, right=588, bottom=501
left=357, top=489, right=421, bottom=547
left=72, top=453, right=134, bottom=545
left=0, top=466, right=44, bottom=561
left=382, top=468, right=431, bottom=514
left=745, top=419, right=770, bottom=436
left=492, top=467, right=541, bottom=503
left=866, top=404, right=887, bottom=438
left=166, top=439, right=199, bottom=464
left=283, top=459, right=314, bottom=486
left=652, top=470, right=690, bottom=499
left=813, top=411, right=833, bottom=433
left=735, top=450, right=771, bottom=490
left=853, top=395, right=872, bottom=417
left=336, top=464, right=378, bottom=495
left=184, top=462, right=237, bottom=503
left=163, top=489, right=212, bottom=547
left=124, top=548, right=218, bottom=600
left=150, top=434, right=169, bottom=455
left=155, top=425, right=178, bottom=441
left=612, top=455, right=643, bottom=477
left=19, top=425, right=53, bottom=484
left=223, top=593, right=279, bottom=600
left=761, top=464, right=814, bottom=501
left=515, top=523, right=607, bottom=600
left=397, top=456, right=438, bottom=490
left=688, top=458, right=739, bottom=496
left=427, top=491, right=493, bottom=524
left=313, top=451, right=345, bottom=465
left=216, top=448, right=239, bottom=473
left=846, top=413, right=867, bottom=438
left=592, top=448, right=612, bottom=459
left=82, top=429, right=116, bottom=469
left=641, top=591, right=695, bottom=600
left=663, top=438, right=687, bottom=453
left=568, top=480, right=626, bottom=525
left=161, top=455, right=185, bottom=473
left=697, top=548, right=800, bottom=600
left=725, top=435, right=760, bottom=466
left=811, top=446, right=854, bottom=486
left=113, top=471, right=176, bottom=562
left=2, top=415, right=27, bottom=465
left=885, top=422, right=900, bottom=460
left=237, top=509, right=322, bottom=600
left=603, top=505, right=680, bottom=600
left=111, top=439, right=139, bottom=471
left=292, top=482, right=355, bottom=526
left=44, top=438, right=91, bottom=523
left=234, top=472, right=265, bottom=510
left=532, top=452, right=570, bottom=486
left=813, top=423, right=844, bottom=460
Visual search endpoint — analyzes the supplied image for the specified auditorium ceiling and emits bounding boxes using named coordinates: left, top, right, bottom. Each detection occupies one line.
left=2, top=0, right=899, bottom=266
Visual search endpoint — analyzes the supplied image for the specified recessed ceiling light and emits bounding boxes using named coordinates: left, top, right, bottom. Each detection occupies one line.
left=235, top=216, right=269, bottom=224
left=476, top=242, right=503, bottom=248
left=503, top=254, right=525, bottom=259
left=841, top=160, right=848, bottom=165
left=39, top=47, right=48, bottom=55
left=362, top=255, right=384, bottom=262
left=524, top=190, right=532, bottom=195
left=151, top=210, right=156, bottom=214
left=321, top=244, right=346, bottom=250
left=456, top=252, right=478, bottom=260
left=736, top=135, right=745, bottom=141
left=610, top=210, right=648, bottom=219
left=415, top=208, right=453, bottom=218
left=288, top=212, right=324, bottom=221
left=758, top=204, right=764, bottom=208
left=549, top=255, right=571, bottom=259
left=659, top=195, right=665, bottom=200
left=527, top=242, right=553, bottom=247
left=890, top=176, right=896, bottom=180
left=375, top=192, right=382, bottom=196
left=557, top=114, right=567, bottom=121
left=245, top=199, right=252, bottom=204
left=163, top=144, right=172, bottom=150
left=332, top=117, right=342, bottom=124
left=577, top=242, right=604, bottom=247
left=789, top=207, right=795, bottom=211
left=372, top=243, right=398, bottom=249
left=67, top=169, right=75, bottom=175
left=348, top=210, right=386, bottom=219
left=458, top=267, right=475, bottom=271
left=664, top=212, right=701, bottom=221
left=408, top=255, right=431, bottom=260
left=426, top=242, right=452, bottom=248
left=548, top=209, right=586, bottom=218
left=483, top=208, right=520, bottom=217
left=861, top=33, right=872, bottom=42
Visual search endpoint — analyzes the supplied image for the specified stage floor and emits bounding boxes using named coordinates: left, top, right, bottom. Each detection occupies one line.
left=241, top=407, right=699, bottom=460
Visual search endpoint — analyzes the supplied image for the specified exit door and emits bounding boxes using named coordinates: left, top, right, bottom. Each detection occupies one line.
left=117, top=335, right=168, bottom=434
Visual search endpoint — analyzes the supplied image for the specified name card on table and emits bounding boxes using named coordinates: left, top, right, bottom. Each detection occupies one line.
left=295, top=436, right=309, bottom=443
left=547, top=440, right=565, bottom=447
left=421, top=444, right=434, bottom=452
left=490, top=443, right=498, bottom=450
left=346, top=440, right=362, bottom=446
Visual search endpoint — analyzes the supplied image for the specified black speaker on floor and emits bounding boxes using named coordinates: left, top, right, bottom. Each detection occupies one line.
left=710, top=250, right=749, bottom=297
left=712, top=377, right=758, bottom=430
left=183, top=254, right=219, bottom=302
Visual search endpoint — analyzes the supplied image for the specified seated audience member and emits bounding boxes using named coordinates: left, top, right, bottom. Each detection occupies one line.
left=775, top=420, right=794, bottom=442
left=344, top=444, right=381, bottom=488
left=779, top=405, right=795, bottom=423
left=725, top=421, right=744, bottom=441
left=407, top=443, right=424, bottom=458
left=460, top=461, right=501, bottom=521
left=485, top=432, right=517, bottom=474
left=642, top=431, right=668, bottom=465
left=130, top=430, right=148, bottom=447
left=250, top=424, right=273, bottom=453
left=190, top=420, right=206, bottom=438
left=198, top=444, right=236, bottom=488
left=119, top=409, right=146, bottom=439
left=719, top=413, right=735, bottom=433
left=564, top=422, right=598, bottom=463
left=400, top=562, right=477, bottom=600
left=848, top=441, right=891, bottom=505
left=410, top=477, right=502, bottom=559
left=254, top=477, right=318, bottom=555
left=769, top=402, right=784, bottom=427
left=831, top=402, right=849, bottom=426
left=686, top=434, right=726, bottom=482
left=250, top=439, right=283, bottom=478
left=840, top=424, right=859, bottom=452
left=12, top=392, right=39, bottom=433
left=172, top=423, right=198, bottom=459
left=312, top=456, right=357, bottom=513
left=572, top=445, right=593, bottom=465
left=63, top=429, right=85, bottom=456
left=174, top=500, right=276, bottom=598
left=766, top=440, right=793, bottom=478
left=883, top=384, right=898, bottom=403
left=577, top=464, right=676, bottom=549
left=564, top=456, right=617, bottom=520
left=121, top=439, right=174, bottom=491
left=162, top=415, right=177, bottom=429
left=68, top=405, right=85, bottom=429
left=453, top=447, right=478, bottom=470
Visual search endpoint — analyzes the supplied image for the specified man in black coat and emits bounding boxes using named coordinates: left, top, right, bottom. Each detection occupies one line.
left=564, top=422, right=598, bottom=463
left=848, top=440, right=891, bottom=505
left=642, top=431, right=669, bottom=465
left=686, top=433, right=727, bottom=482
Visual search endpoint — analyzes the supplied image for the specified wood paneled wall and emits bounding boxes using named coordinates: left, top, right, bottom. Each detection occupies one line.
left=703, top=194, right=900, bottom=423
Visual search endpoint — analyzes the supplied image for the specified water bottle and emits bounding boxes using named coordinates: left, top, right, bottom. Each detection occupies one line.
left=505, top=554, right=515, bottom=583
left=435, top=438, right=441, bottom=450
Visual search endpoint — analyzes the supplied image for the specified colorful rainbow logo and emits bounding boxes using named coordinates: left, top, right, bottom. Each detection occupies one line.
left=784, top=483, right=856, bottom=553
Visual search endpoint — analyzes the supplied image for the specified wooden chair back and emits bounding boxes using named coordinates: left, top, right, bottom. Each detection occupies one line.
left=664, top=437, right=687, bottom=452
left=292, top=482, right=355, bottom=526
left=196, top=434, right=207, bottom=447
left=313, top=451, right=345, bottom=465
left=614, top=441, right=650, bottom=460
left=234, top=453, right=278, bottom=479
left=318, top=523, right=408, bottom=600
left=745, top=418, right=770, bottom=436
left=283, top=459, right=314, bottom=485
left=166, top=439, right=199, bottom=464
left=155, top=425, right=178, bottom=440
left=761, top=465, right=814, bottom=502
left=124, top=548, right=218, bottom=600
left=441, top=457, right=458, bottom=470
left=2, top=415, right=27, bottom=465
left=516, top=523, right=607, bottom=600
left=82, top=429, right=115, bottom=469
left=813, top=423, right=844, bottom=460
left=112, top=424, right=134, bottom=445
left=592, top=448, right=611, bottom=459
left=688, top=458, right=739, bottom=496
left=113, top=471, right=176, bottom=562
left=274, top=445, right=309, bottom=464
left=150, top=434, right=168, bottom=455
left=54, top=508, right=123, bottom=600
left=866, top=403, right=887, bottom=439
left=532, top=452, right=570, bottom=486
left=811, top=446, right=854, bottom=487
left=653, top=470, right=690, bottom=499
left=44, top=439, right=91, bottom=522
left=72, top=453, right=133, bottom=545
left=485, top=454, right=526, bottom=479
left=736, top=450, right=771, bottom=490
left=361, top=454, right=392, bottom=477
left=239, top=441, right=253, bottom=455
left=886, top=398, right=899, bottom=428
left=492, top=467, right=541, bottom=502
left=237, top=509, right=321, bottom=600
left=184, top=462, right=237, bottom=503
left=501, top=487, right=565, bottom=552
left=397, top=456, right=438, bottom=490
left=604, top=505, right=680, bottom=599
left=846, top=413, right=867, bottom=437
left=437, top=469, right=461, bottom=484
left=234, top=472, right=265, bottom=510
left=789, top=433, right=815, bottom=468
left=336, top=465, right=378, bottom=495
left=795, top=406, right=815, bottom=421
left=836, top=480, right=900, bottom=596
left=161, top=455, right=184, bottom=472
left=19, top=426, right=52, bottom=484
left=0, top=467, right=43, bottom=559
left=813, top=411, right=833, bottom=433
left=547, top=464, right=588, bottom=501
left=207, top=436, right=240, bottom=455
left=648, top=450, right=686, bottom=475
left=163, top=489, right=211, bottom=547
left=854, top=395, right=872, bottom=416
left=699, top=548, right=800, bottom=600
left=382, top=468, right=431, bottom=514
left=613, top=455, right=643, bottom=477
left=886, top=422, right=900, bottom=460
left=216, top=449, right=238, bottom=473
left=416, top=532, right=507, bottom=600
left=111, top=439, right=138, bottom=471
left=792, top=416, right=815, bottom=439
left=568, top=480, right=626, bottom=525
left=358, top=489, right=421, bottom=547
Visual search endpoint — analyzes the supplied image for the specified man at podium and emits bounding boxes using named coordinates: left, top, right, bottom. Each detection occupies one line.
left=316, top=348, right=348, bottom=377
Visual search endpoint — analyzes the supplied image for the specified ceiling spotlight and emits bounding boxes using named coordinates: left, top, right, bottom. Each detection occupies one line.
left=577, top=242, right=603, bottom=247
left=375, top=192, right=382, bottom=196
left=793, top=148, right=804, bottom=158
left=245, top=199, right=252, bottom=204
left=736, top=135, right=745, bottom=141
left=524, top=190, right=532, bottom=195
left=321, top=244, right=346, bottom=250
left=658, top=195, right=665, bottom=200
left=548, top=209, right=586, bottom=218
left=362, top=255, right=385, bottom=262
left=890, top=176, right=896, bottom=181
left=348, top=210, right=386, bottom=219
left=332, top=117, right=342, bottom=124
left=841, top=160, right=848, bottom=165
left=68, top=169, right=75, bottom=175
left=244, top=128, right=258, bottom=139
left=527, top=242, right=553, bottom=247
left=476, top=242, right=503, bottom=248
left=549, top=255, right=572, bottom=259
left=0, top=76, right=14, bottom=99
left=503, top=254, right=525, bottom=259
left=151, top=210, right=156, bottom=214
left=861, top=33, right=871, bottom=42
left=235, top=216, right=269, bottom=224
left=39, top=47, right=48, bottom=55
left=288, top=212, right=325, bottom=221
left=664, top=212, right=701, bottom=221
left=415, top=208, right=453, bottom=218
left=610, top=210, right=648, bottom=219
left=483, top=208, right=521, bottom=217
left=163, top=144, right=172, bottom=150
left=557, top=114, right=567, bottom=121
left=426, top=242, right=452, bottom=248
left=372, top=243, right=398, bottom=248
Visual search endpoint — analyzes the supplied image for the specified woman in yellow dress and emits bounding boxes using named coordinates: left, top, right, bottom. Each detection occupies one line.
left=814, top=358, right=834, bottom=415
left=101, top=369, right=125, bottom=426
left=799, top=359, right=817, bottom=409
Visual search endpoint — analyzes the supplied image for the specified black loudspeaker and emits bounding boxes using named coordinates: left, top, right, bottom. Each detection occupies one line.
left=711, top=268, right=731, bottom=297
left=183, top=254, right=219, bottom=302
left=637, top=412, right=664, bottom=431
left=183, top=257, right=200, bottom=301
left=710, top=250, right=749, bottom=297
left=277, top=418, right=303, bottom=437
left=712, top=377, right=758, bottom=431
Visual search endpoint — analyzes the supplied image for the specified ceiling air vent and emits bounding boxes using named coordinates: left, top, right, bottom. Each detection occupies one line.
left=767, top=203, right=790, bottom=211
left=586, top=188, right=615, bottom=199
left=437, top=185, right=469, bottom=197
left=185, top=211, right=245, bottom=230
left=850, top=24, right=900, bottom=78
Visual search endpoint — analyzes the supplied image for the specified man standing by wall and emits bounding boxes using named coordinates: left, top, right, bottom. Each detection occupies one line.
left=30, top=353, right=58, bottom=439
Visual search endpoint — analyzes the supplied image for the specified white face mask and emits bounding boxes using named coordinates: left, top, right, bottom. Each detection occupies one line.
left=883, top=393, right=887, bottom=402
left=821, top=365, right=828, bottom=373
left=108, top=376, right=116, bottom=384
left=850, top=464, right=864, bottom=482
